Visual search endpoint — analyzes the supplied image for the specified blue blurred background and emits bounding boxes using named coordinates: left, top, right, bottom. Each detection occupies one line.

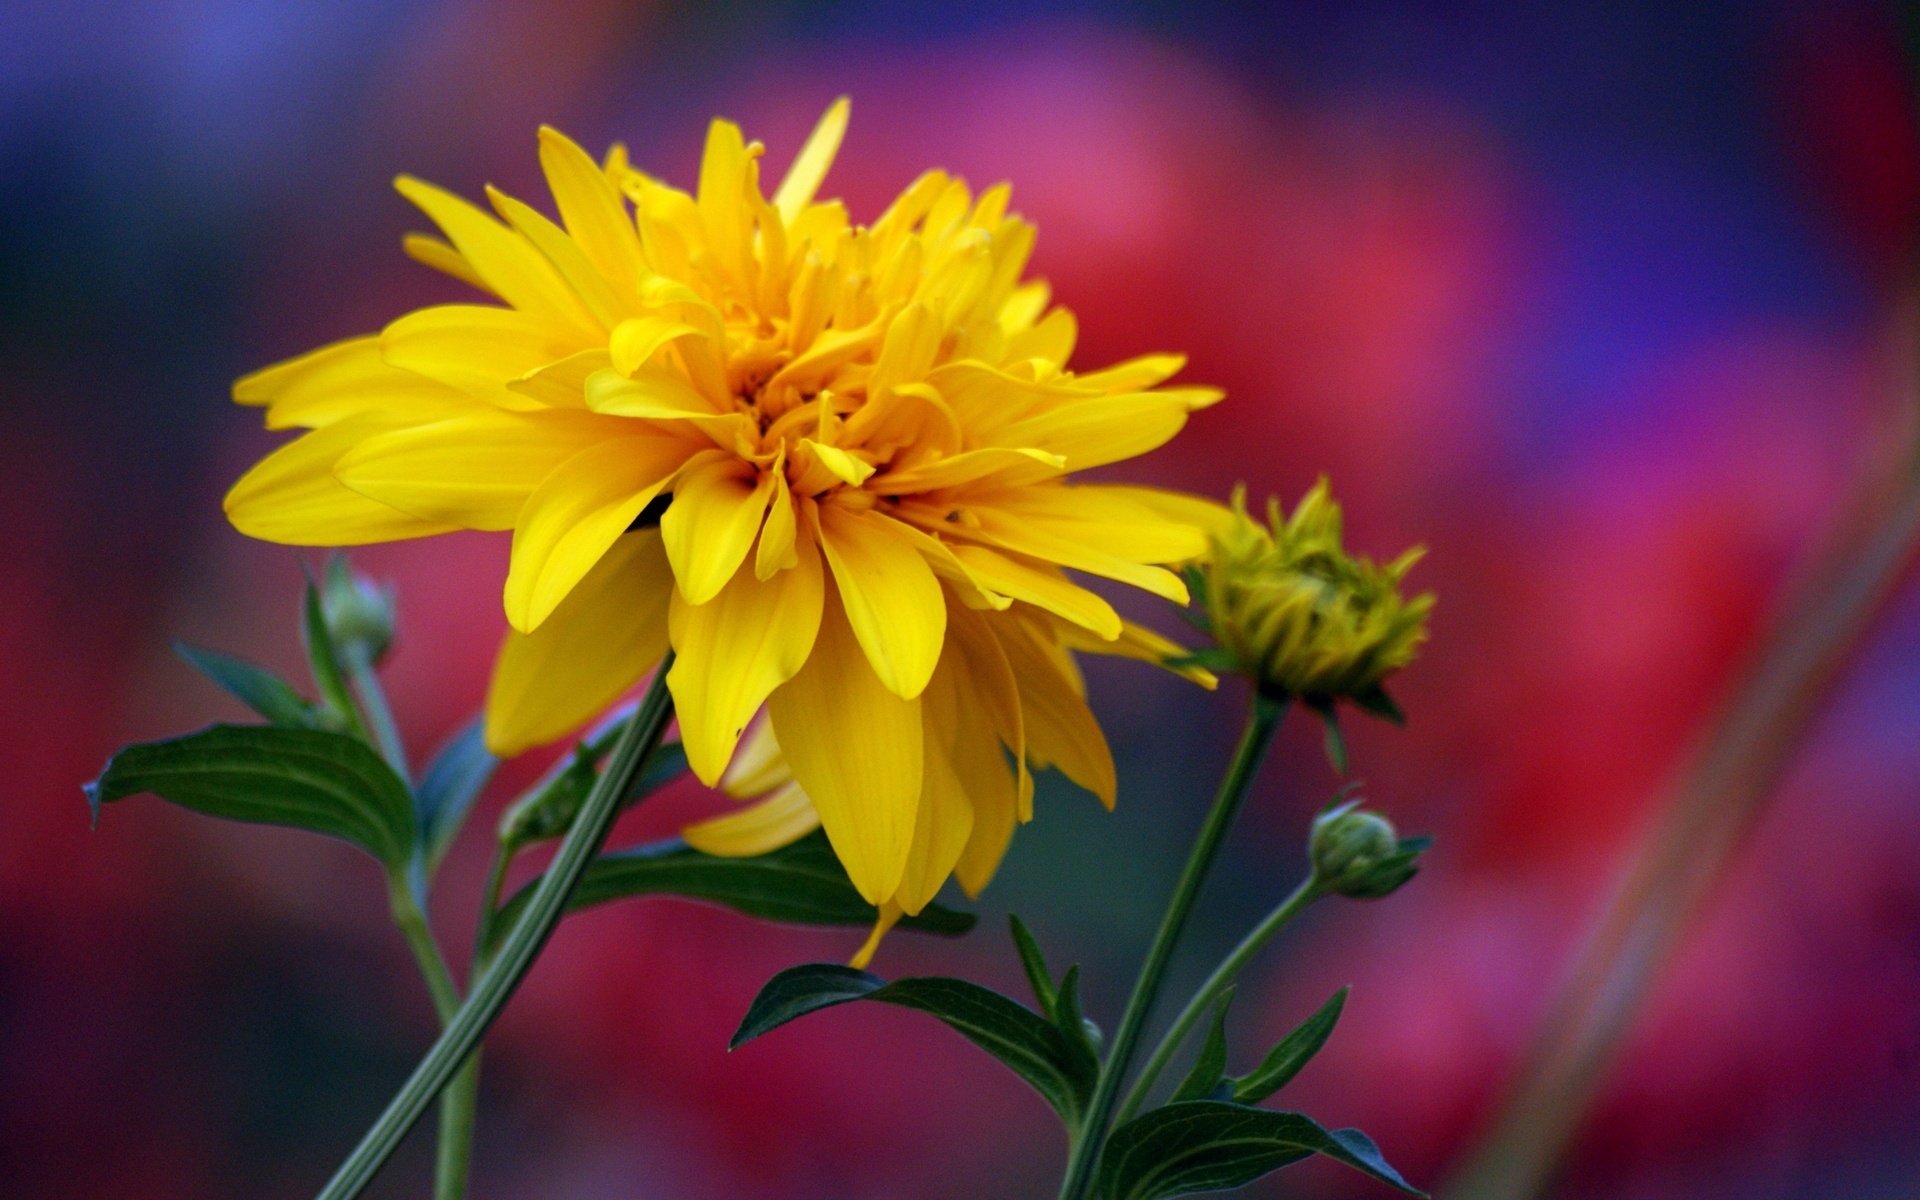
left=6, top=2, right=1920, bottom=1196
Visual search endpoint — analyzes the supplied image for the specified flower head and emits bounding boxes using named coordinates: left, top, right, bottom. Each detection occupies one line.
left=225, top=101, right=1218, bottom=919
left=1197, top=479, right=1431, bottom=711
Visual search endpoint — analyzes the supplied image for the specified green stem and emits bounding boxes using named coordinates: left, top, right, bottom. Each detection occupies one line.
left=432, top=846, right=513, bottom=1200
left=1113, top=874, right=1325, bottom=1125
left=389, top=882, right=461, bottom=1023
left=345, top=645, right=409, bottom=783
left=316, top=654, right=676, bottom=1200
left=1055, top=694, right=1286, bottom=1200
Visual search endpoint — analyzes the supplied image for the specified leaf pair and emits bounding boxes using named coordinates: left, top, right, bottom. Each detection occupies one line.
left=1099, top=1102, right=1421, bottom=1200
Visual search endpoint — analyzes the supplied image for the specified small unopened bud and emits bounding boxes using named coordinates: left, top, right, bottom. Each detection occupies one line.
left=322, top=558, right=396, bottom=665
left=1309, top=800, right=1426, bottom=899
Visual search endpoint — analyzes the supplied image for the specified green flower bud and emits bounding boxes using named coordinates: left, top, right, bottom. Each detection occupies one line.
left=1198, top=479, right=1432, bottom=710
left=321, top=557, right=396, bottom=666
left=1309, top=800, right=1427, bottom=899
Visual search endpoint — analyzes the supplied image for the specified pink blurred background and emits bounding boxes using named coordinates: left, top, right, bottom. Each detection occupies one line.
left=5, top=2, right=1919, bottom=1197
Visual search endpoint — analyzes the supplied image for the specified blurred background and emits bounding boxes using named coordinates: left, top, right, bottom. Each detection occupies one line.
left=6, top=1, right=1919, bottom=1197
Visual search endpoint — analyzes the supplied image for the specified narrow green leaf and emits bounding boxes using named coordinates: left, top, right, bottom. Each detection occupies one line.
left=173, top=642, right=316, bottom=727
left=1229, top=986, right=1348, bottom=1104
left=1099, top=1100, right=1424, bottom=1200
left=1320, top=709, right=1349, bottom=776
left=1351, top=684, right=1406, bottom=726
left=731, top=963, right=1094, bottom=1123
left=492, top=830, right=974, bottom=944
left=86, top=724, right=414, bottom=870
left=1008, top=914, right=1058, bottom=1018
left=1162, top=647, right=1239, bottom=672
left=416, top=718, right=497, bottom=868
left=1169, top=989, right=1234, bottom=1104
left=498, top=715, right=690, bottom=850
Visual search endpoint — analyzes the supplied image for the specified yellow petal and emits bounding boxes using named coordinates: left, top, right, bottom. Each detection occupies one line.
left=894, top=659, right=976, bottom=914
left=719, top=717, right=794, bottom=799
left=682, top=782, right=819, bottom=858
left=872, top=447, right=1066, bottom=494
left=992, top=613, right=1116, bottom=808
left=225, top=418, right=457, bottom=545
left=1052, top=616, right=1219, bottom=690
left=537, top=125, right=645, bottom=286
left=608, top=317, right=706, bottom=376
left=667, top=531, right=824, bottom=785
left=660, top=456, right=776, bottom=605
left=508, top=349, right=611, bottom=408
left=849, top=902, right=904, bottom=970
left=484, top=530, right=670, bottom=755
left=988, top=393, right=1196, bottom=471
left=486, top=184, right=629, bottom=330
left=401, top=233, right=489, bottom=293
left=773, top=97, right=850, bottom=222
left=334, top=408, right=623, bottom=531
left=1071, top=352, right=1188, bottom=393
left=768, top=591, right=922, bottom=905
left=235, top=336, right=469, bottom=431
left=817, top=504, right=946, bottom=699
left=394, top=175, right=595, bottom=330
left=754, top=466, right=798, bottom=580
left=504, top=435, right=687, bottom=631
left=379, top=305, right=585, bottom=408
left=945, top=544, right=1121, bottom=638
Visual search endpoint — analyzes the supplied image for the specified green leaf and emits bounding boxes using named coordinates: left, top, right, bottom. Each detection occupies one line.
left=301, top=570, right=362, bottom=736
left=1169, top=989, right=1234, bottom=1104
left=1162, top=647, right=1239, bottom=672
left=1229, top=986, right=1347, bottom=1104
left=86, top=724, right=414, bottom=871
left=492, top=830, right=975, bottom=944
left=1052, top=965, right=1103, bottom=1073
left=1008, top=914, right=1058, bottom=1018
left=416, top=718, right=497, bottom=869
left=173, top=642, right=316, bottom=727
left=1351, top=684, right=1406, bottom=726
left=732, top=963, right=1094, bottom=1122
left=1098, top=1101, right=1423, bottom=1200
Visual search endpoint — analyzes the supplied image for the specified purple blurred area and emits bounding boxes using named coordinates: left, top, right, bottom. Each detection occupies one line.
left=5, top=2, right=1919, bottom=1197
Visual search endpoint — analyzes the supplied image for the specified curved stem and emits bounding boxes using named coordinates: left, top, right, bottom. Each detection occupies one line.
left=1055, top=694, right=1286, bottom=1200
left=316, top=655, right=676, bottom=1200
left=1114, top=874, right=1325, bottom=1125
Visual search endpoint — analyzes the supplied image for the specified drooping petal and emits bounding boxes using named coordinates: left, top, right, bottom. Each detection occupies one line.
left=503, top=435, right=688, bottom=631
left=816, top=504, right=946, bottom=699
left=682, top=783, right=819, bottom=857
left=484, top=530, right=670, bottom=755
left=666, top=532, right=824, bottom=784
left=225, top=417, right=457, bottom=545
left=991, top=611, right=1117, bottom=809
left=893, top=657, right=977, bottom=914
left=945, top=544, right=1121, bottom=639
left=660, top=456, right=776, bottom=605
left=768, top=591, right=922, bottom=906
left=334, top=408, right=626, bottom=531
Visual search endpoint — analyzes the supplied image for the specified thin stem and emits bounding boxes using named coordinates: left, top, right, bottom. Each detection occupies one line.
left=389, top=883, right=461, bottom=1023
left=432, top=846, right=513, bottom=1200
left=1055, top=694, right=1286, bottom=1200
left=345, top=645, right=409, bottom=783
left=316, top=655, right=676, bottom=1200
left=1114, top=874, right=1325, bottom=1125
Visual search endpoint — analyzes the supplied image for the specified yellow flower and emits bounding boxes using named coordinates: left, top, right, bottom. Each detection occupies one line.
left=225, top=100, right=1219, bottom=917
left=1199, top=479, right=1432, bottom=707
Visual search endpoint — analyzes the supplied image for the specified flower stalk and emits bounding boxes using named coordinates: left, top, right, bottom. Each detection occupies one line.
left=1054, top=693, right=1287, bottom=1200
left=317, top=654, right=677, bottom=1200
left=1113, top=874, right=1326, bottom=1125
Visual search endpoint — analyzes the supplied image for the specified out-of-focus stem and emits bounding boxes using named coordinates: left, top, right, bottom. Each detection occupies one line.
left=1447, top=322, right=1920, bottom=1200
